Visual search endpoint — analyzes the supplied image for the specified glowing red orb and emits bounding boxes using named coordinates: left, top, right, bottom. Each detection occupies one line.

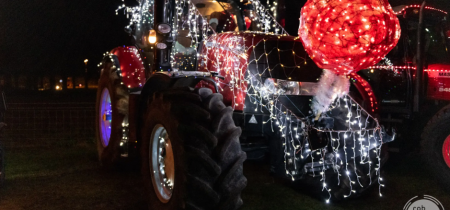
left=299, top=0, right=401, bottom=75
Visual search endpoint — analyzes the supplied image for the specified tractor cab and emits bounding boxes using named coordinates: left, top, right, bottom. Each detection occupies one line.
left=124, top=0, right=283, bottom=74
left=357, top=5, right=450, bottom=114
left=169, top=0, right=242, bottom=71
left=389, top=5, right=450, bottom=66
left=125, top=0, right=260, bottom=72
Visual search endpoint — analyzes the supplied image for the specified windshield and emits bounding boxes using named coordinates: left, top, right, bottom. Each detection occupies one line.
left=169, top=0, right=285, bottom=71
left=192, top=0, right=240, bottom=32
left=386, top=10, right=450, bottom=65
left=191, top=0, right=286, bottom=33
left=407, top=19, right=450, bottom=64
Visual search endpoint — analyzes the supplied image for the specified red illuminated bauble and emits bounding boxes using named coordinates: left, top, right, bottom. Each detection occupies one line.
left=299, top=0, right=401, bottom=75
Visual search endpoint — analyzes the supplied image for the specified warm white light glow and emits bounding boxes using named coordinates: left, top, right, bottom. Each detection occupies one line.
left=149, top=30, right=157, bottom=44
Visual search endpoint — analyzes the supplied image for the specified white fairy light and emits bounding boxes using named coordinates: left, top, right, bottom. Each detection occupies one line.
left=113, top=0, right=388, bottom=203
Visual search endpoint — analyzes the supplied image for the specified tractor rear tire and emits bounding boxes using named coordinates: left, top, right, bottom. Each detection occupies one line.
left=95, top=58, right=129, bottom=169
left=0, top=144, right=4, bottom=188
left=141, top=87, right=247, bottom=210
left=421, top=104, right=450, bottom=190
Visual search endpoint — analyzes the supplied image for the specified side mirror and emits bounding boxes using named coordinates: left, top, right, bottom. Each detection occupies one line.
left=124, top=26, right=133, bottom=34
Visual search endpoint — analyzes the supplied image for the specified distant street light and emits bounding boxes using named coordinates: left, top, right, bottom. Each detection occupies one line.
left=84, top=59, right=89, bottom=89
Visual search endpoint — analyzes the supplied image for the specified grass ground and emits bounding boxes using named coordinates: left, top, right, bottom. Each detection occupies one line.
left=0, top=137, right=449, bottom=210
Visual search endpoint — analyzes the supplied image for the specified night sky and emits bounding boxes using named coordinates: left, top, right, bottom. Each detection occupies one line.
left=0, top=0, right=449, bottom=77
left=0, top=0, right=129, bottom=76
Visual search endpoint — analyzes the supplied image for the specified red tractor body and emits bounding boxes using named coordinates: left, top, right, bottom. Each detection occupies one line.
left=110, top=46, right=147, bottom=89
left=427, top=64, right=450, bottom=101
left=198, top=32, right=378, bottom=113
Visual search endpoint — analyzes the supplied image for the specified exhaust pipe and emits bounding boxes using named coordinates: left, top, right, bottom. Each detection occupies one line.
left=414, top=0, right=427, bottom=112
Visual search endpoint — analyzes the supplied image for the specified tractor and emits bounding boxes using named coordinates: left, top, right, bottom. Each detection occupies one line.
left=356, top=3, right=450, bottom=190
left=96, top=0, right=395, bottom=208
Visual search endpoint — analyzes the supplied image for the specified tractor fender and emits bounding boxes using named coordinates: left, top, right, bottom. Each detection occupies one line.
left=139, top=73, right=172, bottom=114
left=139, top=72, right=220, bottom=117
left=136, top=72, right=220, bottom=148
left=109, top=46, right=147, bottom=90
left=349, top=73, right=378, bottom=114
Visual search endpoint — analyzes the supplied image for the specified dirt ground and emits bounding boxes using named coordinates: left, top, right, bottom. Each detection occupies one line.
left=0, top=137, right=449, bottom=210
left=0, top=90, right=449, bottom=209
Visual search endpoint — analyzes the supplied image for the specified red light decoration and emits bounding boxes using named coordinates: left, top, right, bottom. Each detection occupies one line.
left=299, top=0, right=401, bottom=75
left=245, top=17, right=252, bottom=30
left=394, top=5, right=447, bottom=15
left=349, top=73, right=378, bottom=113
left=369, top=65, right=450, bottom=72
left=369, top=65, right=416, bottom=70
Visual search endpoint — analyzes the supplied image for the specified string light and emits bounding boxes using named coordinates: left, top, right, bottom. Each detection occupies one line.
left=199, top=23, right=386, bottom=203
left=298, top=0, right=401, bottom=76
left=116, top=0, right=154, bottom=31
left=394, top=5, right=447, bottom=15
left=295, top=0, right=399, bottom=200
left=369, top=65, right=450, bottom=73
left=113, top=0, right=391, bottom=202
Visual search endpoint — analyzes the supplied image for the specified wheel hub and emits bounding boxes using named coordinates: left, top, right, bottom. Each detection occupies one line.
left=99, top=88, right=112, bottom=147
left=102, top=113, right=112, bottom=121
left=150, top=124, right=175, bottom=203
left=443, top=136, right=450, bottom=168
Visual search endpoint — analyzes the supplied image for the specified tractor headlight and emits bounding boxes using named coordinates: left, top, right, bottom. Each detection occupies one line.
left=148, top=30, right=157, bottom=44
left=156, top=43, right=167, bottom=50
left=262, top=78, right=277, bottom=95
left=278, top=80, right=300, bottom=95
left=262, top=78, right=317, bottom=96
left=157, top=24, right=172, bottom=34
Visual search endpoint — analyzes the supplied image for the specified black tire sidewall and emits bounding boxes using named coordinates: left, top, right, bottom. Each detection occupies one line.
left=141, top=88, right=246, bottom=210
left=95, top=61, right=125, bottom=167
left=423, top=116, right=450, bottom=189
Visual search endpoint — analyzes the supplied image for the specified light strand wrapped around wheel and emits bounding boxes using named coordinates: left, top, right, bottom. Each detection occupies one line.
left=141, top=87, right=247, bottom=210
left=95, top=55, right=130, bottom=169
left=299, top=0, right=401, bottom=114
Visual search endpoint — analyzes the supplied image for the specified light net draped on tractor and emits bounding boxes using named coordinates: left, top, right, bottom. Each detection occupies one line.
left=117, top=0, right=388, bottom=202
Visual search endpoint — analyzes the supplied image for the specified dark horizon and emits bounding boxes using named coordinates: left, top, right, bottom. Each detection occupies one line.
left=0, top=0, right=129, bottom=76
left=1, top=0, right=449, bottom=79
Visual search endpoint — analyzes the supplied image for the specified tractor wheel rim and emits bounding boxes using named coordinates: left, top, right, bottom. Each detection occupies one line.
left=443, top=136, right=450, bottom=169
left=150, top=124, right=174, bottom=203
left=99, top=88, right=112, bottom=147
